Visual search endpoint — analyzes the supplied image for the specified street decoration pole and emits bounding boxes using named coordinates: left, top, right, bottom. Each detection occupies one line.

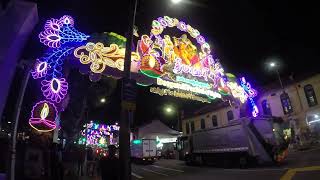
left=120, top=0, right=138, bottom=180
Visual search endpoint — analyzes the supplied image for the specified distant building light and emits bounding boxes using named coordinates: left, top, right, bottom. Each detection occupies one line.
left=7, top=121, right=11, bottom=124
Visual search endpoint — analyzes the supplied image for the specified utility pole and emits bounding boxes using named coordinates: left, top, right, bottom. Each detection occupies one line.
left=119, top=0, right=138, bottom=180
left=10, top=60, right=32, bottom=180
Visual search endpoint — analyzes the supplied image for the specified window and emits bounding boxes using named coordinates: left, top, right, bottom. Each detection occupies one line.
left=212, top=115, right=218, bottom=127
left=185, top=122, right=190, bottom=134
left=191, top=121, right=195, bottom=132
left=280, top=92, right=293, bottom=114
left=262, top=99, right=272, bottom=115
left=200, top=119, right=205, bottom=129
left=304, top=84, right=318, bottom=107
left=227, top=110, right=234, bottom=121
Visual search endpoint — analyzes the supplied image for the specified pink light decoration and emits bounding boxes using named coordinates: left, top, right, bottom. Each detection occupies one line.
left=39, top=15, right=88, bottom=48
left=41, top=78, right=68, bottom=103
left=59, top=15, right=74, bottom=26
left=39, top=30, right=62, bottom=48
left=44, top=18, right=63, bottom=31
left=31, top=60, right=48, bottom=79
left=29, top=100, right=57, bottom=132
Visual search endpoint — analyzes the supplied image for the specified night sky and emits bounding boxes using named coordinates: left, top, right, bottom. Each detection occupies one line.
left=5, top=0, right=319, bottom=133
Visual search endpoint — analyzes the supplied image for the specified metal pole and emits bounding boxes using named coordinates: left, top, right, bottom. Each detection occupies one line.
left=10, top=62, right=31, bottom=180
left=120, top=0, right=137, bottom=180
left=276, top=69, right=284, bottom=91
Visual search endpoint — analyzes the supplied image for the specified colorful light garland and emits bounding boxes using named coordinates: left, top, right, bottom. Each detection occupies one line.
left=79, top=122, right=120, bottom=147
left=28, top=100, right=57, bottom=132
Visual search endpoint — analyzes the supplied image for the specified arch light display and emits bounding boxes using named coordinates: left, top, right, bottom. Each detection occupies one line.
left=30, top=15, right=259, bottom=132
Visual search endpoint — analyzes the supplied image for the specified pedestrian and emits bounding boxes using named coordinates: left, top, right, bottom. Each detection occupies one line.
left=99, top=145, right=120, bottom=180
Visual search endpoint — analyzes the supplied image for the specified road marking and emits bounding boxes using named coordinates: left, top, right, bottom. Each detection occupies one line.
left=223, top=168, right=288, bottom=172
left=141, top=168, right=169, bottom=176
left=131, top=172, right=143, bottom=179
left=151, top=165, right=185, bottom=172
left=280, top=166, right=320, bottom=180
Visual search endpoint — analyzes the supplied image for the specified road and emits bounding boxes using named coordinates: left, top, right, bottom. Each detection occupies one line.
left=131, top=148, right=320, bottom=180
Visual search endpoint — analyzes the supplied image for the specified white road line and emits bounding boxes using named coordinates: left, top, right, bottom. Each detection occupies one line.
left=131, top=172, right=143, bottom=179
left=151, top=165, right=185, bottom=172
left=141, top=168, right=169, bottom=176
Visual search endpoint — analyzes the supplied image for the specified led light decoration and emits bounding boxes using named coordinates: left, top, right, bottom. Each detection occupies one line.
left=31, top=60, right=48, bottom=79
left=240, top=77, right=259, bottom=117
left=136, top=15, right=232, bottom=103
left=41, top=78, right=68, bottom=103
left=43, top=47, right=75, bottom=79
left=176, top=76, right=211, bottom=89
left=150, top=87, right=210, bottom=103
left=157, top=78, right=221, bottom=98
left=138, top=16, right=222, bottom=82
left=79, top=122, right=120, bottom=147
left=39, top=15, right=89, bottom=48
left=29, top=100, right=57, bottom=132
left=74, top=42, right=140, bottom=73
left=227, top=82, right=247, bottom=103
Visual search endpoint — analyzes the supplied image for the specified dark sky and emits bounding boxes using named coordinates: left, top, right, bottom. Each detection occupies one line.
left=13, top=0, right=320, bottom=129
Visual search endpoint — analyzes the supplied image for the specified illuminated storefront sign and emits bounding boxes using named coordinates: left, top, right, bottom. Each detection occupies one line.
left=150, top=87, right=210, bottom=103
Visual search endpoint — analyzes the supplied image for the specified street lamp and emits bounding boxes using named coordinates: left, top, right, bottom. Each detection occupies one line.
left=268, top=61, right=284, bottom=90
left=171, top=0, right=182, bottom=4
left=100, top=98, right=106, bottom=103
left=165, top=106, right=173, bottom=114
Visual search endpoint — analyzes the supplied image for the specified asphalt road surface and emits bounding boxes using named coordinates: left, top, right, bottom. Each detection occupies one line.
left=131, top=148, right=320, bottom=180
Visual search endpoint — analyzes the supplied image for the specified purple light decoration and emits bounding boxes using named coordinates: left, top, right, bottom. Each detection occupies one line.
left=240, top=77, right=259, bottom=117
left=31, top=60, right=48, bottom=79
left=29, top=100, right=57, bottom=132
left=39, top=30, right=62, bottom=48
left=38, top=15, right=89, bottom=48
left=41, top=78, right=68, bottom=103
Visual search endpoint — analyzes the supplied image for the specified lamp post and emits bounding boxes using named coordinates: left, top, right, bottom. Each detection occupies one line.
left=163, top=105, right=181, bottom=131
left=121, top=1, right=183, bottom=179
left=269, top=62, right=284, bottom=91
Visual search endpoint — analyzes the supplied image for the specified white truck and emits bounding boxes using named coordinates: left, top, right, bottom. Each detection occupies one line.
left=131, top=139, right=157, bottom=164
left=177, top=117, right=289, bottom=167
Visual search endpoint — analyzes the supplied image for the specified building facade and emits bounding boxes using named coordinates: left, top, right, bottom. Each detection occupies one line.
left=182, top=73, right=320, bottom=139
left=182, top=104, right=240, bottom=136
left=257, top=73, right=320, bottom=138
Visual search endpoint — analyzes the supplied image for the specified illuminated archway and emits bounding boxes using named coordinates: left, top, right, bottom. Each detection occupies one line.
left=29, top=15, right=258, bottom=132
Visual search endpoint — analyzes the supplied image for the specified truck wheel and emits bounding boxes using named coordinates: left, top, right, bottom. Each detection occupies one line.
left=239, top=156, right=248, bottom=169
